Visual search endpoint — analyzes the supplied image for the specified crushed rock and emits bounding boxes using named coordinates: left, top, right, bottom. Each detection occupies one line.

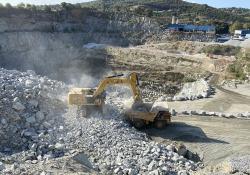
left=173, top=79, right=211, bottom=101
left=0, top=68, right=67, bottom=157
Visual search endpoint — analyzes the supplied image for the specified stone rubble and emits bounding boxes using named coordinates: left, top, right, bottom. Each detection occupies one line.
left=141, top=82, right=179, bottom=102
left=198, top=155, right=250, bottom=175
left=0, top=68, right=68, bottom=166
left=173, top=79, right=211, bottom=101
left=61, top=110, right=201, bottom=175
left=0, top=68, right=200, bottom=174
left=172, top=109, right=250, bottom=119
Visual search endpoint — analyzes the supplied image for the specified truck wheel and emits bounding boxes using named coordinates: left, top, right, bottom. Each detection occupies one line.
left=133, top=119, right=145, bottom=129
left=154, top=120, right=166, bottom=129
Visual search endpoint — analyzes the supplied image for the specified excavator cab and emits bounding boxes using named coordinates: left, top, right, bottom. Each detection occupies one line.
left=68, top=88, right=104, bottom=106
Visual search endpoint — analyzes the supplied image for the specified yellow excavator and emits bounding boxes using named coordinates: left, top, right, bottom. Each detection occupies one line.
left=68, top=72, right=171, bottom=128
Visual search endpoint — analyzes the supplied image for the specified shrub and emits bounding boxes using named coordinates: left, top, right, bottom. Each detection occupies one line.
left=227, top=63, right=247, bottom=80
left=237, top=49, right=250, bottom=61
left=201, top=45, right=241, bottom=56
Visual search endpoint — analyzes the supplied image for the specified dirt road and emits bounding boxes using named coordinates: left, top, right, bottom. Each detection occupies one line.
left=145, top=116, right=250, bottom=167
left=168, top=82, right=250, bottom=113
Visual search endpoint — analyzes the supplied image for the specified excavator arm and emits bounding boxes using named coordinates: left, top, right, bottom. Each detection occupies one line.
left=93, top=72, right=142, bottom=101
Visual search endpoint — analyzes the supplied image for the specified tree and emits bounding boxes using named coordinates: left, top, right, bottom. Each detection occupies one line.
left=17, top=2, right=25, bottom=9
left=243, top=23, right=250, bottom=29
left=61, top=2, right=74, bottom=11
left=5, top=3, right=12, bottom=8
left=229, top=22, right=243, bottom=33
left=44, top=5, right=52, bottom=12
left=30, top=5, right=37, bottom=11
left=145, top=8, right=153, bottom=17
left=26, top=4, right=32, bottom=9
left=74, top=3, right=81, bottom=9
left=213, top=21, right=229, bottom=34
left=100, top=0, right=109, bottom=12
left=61, top=2, right=67, bottom=9
left=0, top=3, right=3, bottom=7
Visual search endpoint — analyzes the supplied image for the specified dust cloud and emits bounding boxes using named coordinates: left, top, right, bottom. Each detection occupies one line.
left=0, top=32, right=110, bottom=87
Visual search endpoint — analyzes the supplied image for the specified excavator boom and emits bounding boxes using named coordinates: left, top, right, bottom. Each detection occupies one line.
left=93, top=72, right=141, bottom=101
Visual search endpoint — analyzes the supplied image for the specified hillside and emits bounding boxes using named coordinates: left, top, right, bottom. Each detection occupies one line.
left=0, top=0, right=249, bottom=35
left=82, top=0, right=250, bottom=33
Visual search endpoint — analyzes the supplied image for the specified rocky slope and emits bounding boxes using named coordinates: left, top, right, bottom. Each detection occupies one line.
left=0, top=8, right=159, bottom=45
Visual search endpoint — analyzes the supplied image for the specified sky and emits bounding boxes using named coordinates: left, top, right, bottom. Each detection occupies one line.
left=0, top=0, right=93, bottom=5
left=185, top=0, right=250, bottom=9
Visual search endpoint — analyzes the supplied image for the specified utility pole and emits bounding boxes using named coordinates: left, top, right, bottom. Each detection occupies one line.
left=176, top=0, right=180, bottom=23
left=175, top=0, right=179, bottom=18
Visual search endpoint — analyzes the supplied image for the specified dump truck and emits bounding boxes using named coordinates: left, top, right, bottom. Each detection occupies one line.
left=68, top=72, right=171, bottom=128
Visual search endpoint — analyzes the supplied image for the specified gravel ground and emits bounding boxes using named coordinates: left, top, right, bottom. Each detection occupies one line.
left=146, top=116, right=250, bottom=175
left=223, top=39, right=250, bottom=48
left=0, top=68, right=200, bottom=174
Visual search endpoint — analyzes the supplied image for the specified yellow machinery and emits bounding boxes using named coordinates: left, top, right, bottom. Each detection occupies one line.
left=68, top=72, right=171, bottom=128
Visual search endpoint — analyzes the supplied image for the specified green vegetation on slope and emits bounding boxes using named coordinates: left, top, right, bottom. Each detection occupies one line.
left=227, top=48, right=250, bottom=80
left=0, top=0, right=250, bottom=34
left=201, top=45, right=241, bottom=57
left=81, top=0, right=250, bottom=34
left=200, top=45, right=250, bottom=80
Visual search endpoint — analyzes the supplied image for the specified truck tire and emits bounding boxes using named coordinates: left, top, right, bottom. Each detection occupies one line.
left=133, top=119, right=145, bottom=129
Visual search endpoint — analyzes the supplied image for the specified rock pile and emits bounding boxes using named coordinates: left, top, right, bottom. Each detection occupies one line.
left=62, top=112, right=200, bottom=175
left=141, top=82, right=179, bottom=102
left=198, top=155, right=250, bottom=175
left=0, top=68, right=200, bottom=174
left=173, top=79, right=211, bottom=101
left=174, top=110, right=250, bottom=119
left=0, top=68, right=67, bottom=154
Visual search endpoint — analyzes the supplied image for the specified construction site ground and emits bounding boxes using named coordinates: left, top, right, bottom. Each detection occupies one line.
left=1, top=38, right=250, bottom=174
left=168, top=85, right=250, bottom=113
left=109, top=42, right=250, bottom=173
left=145, top=116, right=250, bottom=173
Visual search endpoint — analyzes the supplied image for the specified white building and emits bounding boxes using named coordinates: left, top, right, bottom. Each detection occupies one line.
left=233, top=29, right=250, bottom=40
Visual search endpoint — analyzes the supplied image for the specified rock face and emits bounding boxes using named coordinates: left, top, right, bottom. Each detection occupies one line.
left=0, top=9, right=159, bottom=46
left=173, top=79, right=211, bottom=101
